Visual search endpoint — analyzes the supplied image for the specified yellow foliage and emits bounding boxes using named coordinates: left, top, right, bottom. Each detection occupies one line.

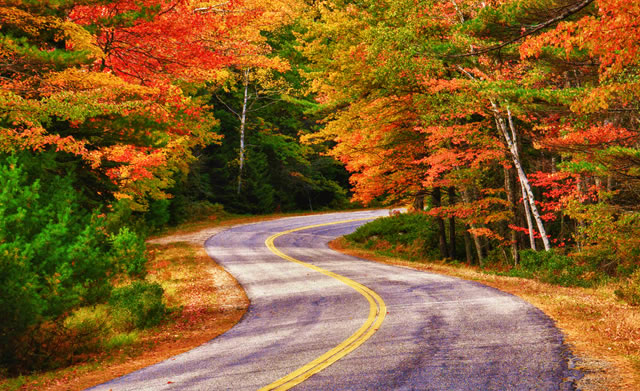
left=58, top=21, right=104, bottom=59
left=0, top=6, right=55, bottom=37
left=44, top=69, right=153, bottom=94
left=0, top=7, right=101, bottom=59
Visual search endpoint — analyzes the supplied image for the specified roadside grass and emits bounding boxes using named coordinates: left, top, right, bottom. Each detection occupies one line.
left=330, top=237, right=640, bottom=391
left=0, top=235, right=248, bottom=391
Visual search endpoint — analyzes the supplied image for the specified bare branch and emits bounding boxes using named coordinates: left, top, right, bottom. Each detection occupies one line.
left=214, top=93, right=241, bottom=119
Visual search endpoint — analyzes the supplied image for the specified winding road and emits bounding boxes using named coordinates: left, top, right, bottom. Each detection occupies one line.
left=90, top=210, right=577, bottom=390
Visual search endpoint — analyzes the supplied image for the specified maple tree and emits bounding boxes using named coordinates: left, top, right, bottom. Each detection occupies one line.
left=0, top=0, right=256, bottom=208
left=514, top=0, right=640, bottom=270
left=68, top=0, right=250, bottom=84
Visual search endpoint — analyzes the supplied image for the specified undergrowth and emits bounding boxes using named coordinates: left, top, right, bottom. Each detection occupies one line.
left=345, top=213, right=440, bottom=261
left=503, top=249, right=601, bottom=288
left=345, top=213, right=639, bottom=304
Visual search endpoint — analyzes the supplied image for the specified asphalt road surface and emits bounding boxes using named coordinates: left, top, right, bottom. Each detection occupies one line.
left=90, top=210, right=578, bottom=390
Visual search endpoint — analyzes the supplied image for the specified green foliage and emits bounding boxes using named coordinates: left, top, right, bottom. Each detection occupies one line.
left=162, top=16, right=351, bottom=217
left=168, top=198, right=226, bottom=225
left=144, top=199, right=171, bottom=230
left=507, top=249, right=596, bottom=287
left=566, top=201, right=640, bottom=277
left=64, top=305, right=111, bottom=339
left=103, top=198, right=146, bottom=234
left=181, top=201, right=225, bottom=220
left=345, top=213, right=441, bottom=260
left=176, top=91, right=349, bottom=215
left=109, top=227, right=147, bottom=278
left=60, top=305, right=110, bottom=356
left=0, top=154, right=119, bottom=370
left=108, top=282, right=168, bottom=331
left=9, top=319, right=105, bottom=372
left=102, top=331, right=139, bottom=351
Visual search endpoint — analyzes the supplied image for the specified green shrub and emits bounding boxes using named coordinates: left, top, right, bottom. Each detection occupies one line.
left=11, top=306, right=111, bottom=372
left=184, top=201, right=225, bottom=219
left=345, top=213, right=442, bottom=260
left=615, top=269, right=640, bottom=306
left=565, top=201, right=640, bottom=277
left=509, top=249, right=595, bottom=287
left=102, top=331, right=139, bottom=351
left=145, top=199, right=171, bottom=230
left=64, top=305, right=111, bottom=337
left=109, top=227, right=148, bottom=278
left=103, top=199, right=147, bottom=236
left=169, top=198, right=226, bottom=225
left=0, top=155, right=116, bottom=371
left=59, top=305, right=110, bottom=355
left=109, top=282, right=168, bottom=331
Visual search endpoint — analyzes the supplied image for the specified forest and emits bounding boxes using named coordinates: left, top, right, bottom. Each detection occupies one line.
left=2, top=0, right=640, bottom=382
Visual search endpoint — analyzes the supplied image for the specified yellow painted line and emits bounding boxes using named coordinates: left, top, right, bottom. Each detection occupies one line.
left=259, top=218, right=387, bottom=391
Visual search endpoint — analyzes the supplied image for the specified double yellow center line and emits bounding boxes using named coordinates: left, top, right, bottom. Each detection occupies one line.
left=259, top=218, right=387, bottom=391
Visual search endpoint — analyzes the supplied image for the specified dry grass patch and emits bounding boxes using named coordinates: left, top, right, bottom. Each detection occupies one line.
left=330, top=238, right=640, bottom=391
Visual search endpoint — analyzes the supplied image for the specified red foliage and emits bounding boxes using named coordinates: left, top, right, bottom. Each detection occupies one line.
left=538, top=123, right=638, bottom=151
left=70, top=0, right=257, bottom=83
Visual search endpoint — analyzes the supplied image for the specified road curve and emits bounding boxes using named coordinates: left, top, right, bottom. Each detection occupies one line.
left=89, top=210, right=577, bottom=390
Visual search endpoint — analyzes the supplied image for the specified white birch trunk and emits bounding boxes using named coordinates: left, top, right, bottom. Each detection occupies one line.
left=520, top=179, right=537, bottom=250
left=491, top=100, right=551, bottom=251
left=237, top=69, right=250, bottom=195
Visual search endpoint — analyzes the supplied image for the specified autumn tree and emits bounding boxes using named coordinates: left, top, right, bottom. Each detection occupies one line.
left=69, top=0, right=251, bottom=84
left=0, top=1, right=261, bottom=209
left=512, top=0, right=640, bottom=271
left=301, top=0, right=523, bottom=262
left=301, top=0, right=640, bottom=276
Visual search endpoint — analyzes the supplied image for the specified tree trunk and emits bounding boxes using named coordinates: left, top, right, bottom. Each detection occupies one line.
left=412, top=191, right=425, bottom=212
left=504, top=167, right=520, bottom=264
left=463, top=226, right=474, bottom=264
left=473, top=230, right=484, bottom=267
left=520, top=181, right=537, bottom=250
left=492, top=101, right=551, bottom=251
left=447, top=186, right=457, bottom=260
left=432, top=187, right=449, bottom=259
left=595, top=177, right=602, bottom=202
left=237, top=68, right=250, bottom=195
left=460, top=188, right=484, bottom=265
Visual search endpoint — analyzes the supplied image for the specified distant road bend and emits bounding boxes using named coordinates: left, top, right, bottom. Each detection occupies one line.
left=90, top=210, right=577, bottom=390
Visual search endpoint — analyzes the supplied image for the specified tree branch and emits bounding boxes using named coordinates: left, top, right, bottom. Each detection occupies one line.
left=449, top=0, right=595, bottom=58
left=214, top=93, right=241, bottom=119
